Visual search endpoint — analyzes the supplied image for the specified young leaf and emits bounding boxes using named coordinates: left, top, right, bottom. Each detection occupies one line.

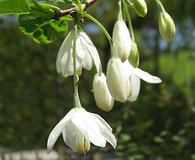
left=19, top=14, right=71, bottom=44
left=0, top=0, right=30, bottom=14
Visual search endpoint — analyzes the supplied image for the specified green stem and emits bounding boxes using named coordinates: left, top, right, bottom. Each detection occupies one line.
left=30, top=0, right=41, bottom=8
left=73, top=25, right=82, bottom=108
left=118, top=0, right=123, bottom=21
left=84, top=13, right=118, bottom=57
left=73, top=0, right=83, bottom=12
left=122, top=0, right=135, bottom=42
left=84, top=13, right=112, bottom=44
left=155, top=0, right=165, bottom=12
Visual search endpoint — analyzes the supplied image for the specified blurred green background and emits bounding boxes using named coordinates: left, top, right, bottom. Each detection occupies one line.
left=0, top=0, right=195, bottom=159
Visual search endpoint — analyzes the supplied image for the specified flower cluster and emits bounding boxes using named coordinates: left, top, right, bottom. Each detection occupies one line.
left=47, top=0, right=175, bottom=155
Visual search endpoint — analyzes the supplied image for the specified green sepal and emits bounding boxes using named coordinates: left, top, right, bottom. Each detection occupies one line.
left=133, top=0, right=147, bottom=17
left=129, top=42, right=140, bottom=67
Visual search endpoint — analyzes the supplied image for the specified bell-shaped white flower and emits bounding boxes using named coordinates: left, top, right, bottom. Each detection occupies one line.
left=56, top=29, right=101, bottom=78
left=123, top=60, right=162, bottom=101
left=112, top=2, right=132, bottom=62
left=106, top=58, right=130, bottom=102
left=93, top=73, right=114, bottom=112
left=47, top=107, right=116, bottom=154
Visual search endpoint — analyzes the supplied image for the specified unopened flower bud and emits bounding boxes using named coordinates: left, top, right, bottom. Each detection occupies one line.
left=106, top=58, right=130, bottom=102
left=159, top=11, right=176, bottom=41
left=129, top=42, right=139, bottom=68
left=133, top=0, right=147, bottom=17
left=113, top=20, right=132, bottom=62
left=93, top=73, right=114, bottom=112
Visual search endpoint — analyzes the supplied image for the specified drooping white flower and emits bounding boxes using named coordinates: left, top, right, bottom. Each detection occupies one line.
left=93, top=73, right=114, bottom=112
left=47, top=107, right=116, bottom=154
left=123, top=60, right=162, bottom=101
left=56, top=29, right=101, bottom=78
left=112, top=2, right=132, bottom=62
left=106, top=58, right=130, bottom=102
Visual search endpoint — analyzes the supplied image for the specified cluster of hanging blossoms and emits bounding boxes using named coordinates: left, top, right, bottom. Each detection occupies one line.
left=47, top=0, right=175, bottom=154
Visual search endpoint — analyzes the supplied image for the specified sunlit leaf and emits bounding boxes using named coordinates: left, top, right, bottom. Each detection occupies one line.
left=19, top=14, right=71, bottom=44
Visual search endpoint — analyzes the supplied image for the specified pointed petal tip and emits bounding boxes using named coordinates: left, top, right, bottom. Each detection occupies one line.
left=47, top=149, right=51, bottom=154
left=134, top=68, right=162, bottom=84
left=47, top=145, right=52, bottom=154
left=111, top=138, right=117, bottom=149
left=153, top=77, right=162, bottom=84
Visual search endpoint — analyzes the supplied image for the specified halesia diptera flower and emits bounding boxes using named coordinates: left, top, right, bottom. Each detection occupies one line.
left=93, top=73, right=114, bottom=112
left=123, top=60, right=162, bottom=102
left=159, top=11, right=176, bottom=41
left=56, top=29, right=101, bottom=78
left=47, top=107, right=116, bottom=154
left=112, top=5, right=132, bottom=62
left=106, top=58, right=130, bottom=102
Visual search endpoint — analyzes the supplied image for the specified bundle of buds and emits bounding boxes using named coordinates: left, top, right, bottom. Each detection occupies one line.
left=46, top=0, right=176, bottom=154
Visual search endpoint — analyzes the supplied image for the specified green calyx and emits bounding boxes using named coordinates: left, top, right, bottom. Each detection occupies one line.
left=129, top=42, right=139, bottom=67
left=133, top=0, right=147, bottom=17
left=159, top=11, right=176, bottom=41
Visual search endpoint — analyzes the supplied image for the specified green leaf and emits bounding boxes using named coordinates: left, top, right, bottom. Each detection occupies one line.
left=19, top=14, right=71, bottom=44
left=0, top=0, right=30, bottom=14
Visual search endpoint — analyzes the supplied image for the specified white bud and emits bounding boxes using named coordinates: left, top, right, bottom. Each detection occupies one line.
left=112, top=20, right=132, bottom=62
left=93, top=73, right=114, bottom=112
left=106, top=58, right=130, bottom=102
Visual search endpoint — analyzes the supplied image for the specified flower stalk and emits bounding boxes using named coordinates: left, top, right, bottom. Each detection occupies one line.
left=121, top=0, right=135, bottom=42
left=155, top=0, right=165, bottom=12
left=84, top=13, right=118, bottom=58
left=73, top=25, right=82, bottom=108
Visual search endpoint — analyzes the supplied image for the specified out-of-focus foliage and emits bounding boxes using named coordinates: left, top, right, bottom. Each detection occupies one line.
left=0, top=0, right=195, bottom=159
left=0, top=0, right=29, bottom=14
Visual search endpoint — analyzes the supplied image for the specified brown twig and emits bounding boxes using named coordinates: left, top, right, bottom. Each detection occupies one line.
left=53, top=0, right=98, bottom=19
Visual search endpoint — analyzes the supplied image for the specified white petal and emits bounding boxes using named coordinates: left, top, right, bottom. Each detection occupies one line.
left=123, top=60, right=134, bottom=77
left=112, top=20, right=132, bottom=61
left=47, top=118, right=67, bottom=152
left=71, top=108, right=107, bottom=147
left=93, top=73, right=114, bottom=112
left=89, top=113, right=117, bottom=148
left=79, top=31, right=102, bottom=74
left=89, top=112, right=113, bottom=132
left=81, top=50, right=93, bottom=70
left=134, top=68, right=162, bottom=83
left=57, top=32, right=73, bottom=64
left=60, top=49, right=83, bottom=77
left=62, top=121, right=77, bottom=152
left=128, top=75, right=141, bottom=102
left=56, top=30, right=86, bottom=77
left=47, top=109, right=76, bottom=152
left=76, top=33, right=93, bottom=70
left=56, top=31, right=74, bottom=74
left=106, top=58, right=130, bottom=102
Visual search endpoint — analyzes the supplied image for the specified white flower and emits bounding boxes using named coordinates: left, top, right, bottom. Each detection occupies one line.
left=112, top=19, right=132, bottom=62
left=56, top=29, right=101, bottom=78
left=47, top=107, right=116, bottom=154
left=106, top=58, right=130, bottom=102
left=93, top=73, right=114, bottom=112
left=123, top=60, right=162, bottom=101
